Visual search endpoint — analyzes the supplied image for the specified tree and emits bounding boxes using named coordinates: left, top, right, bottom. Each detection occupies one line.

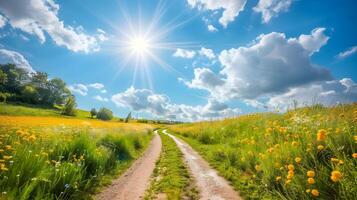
left=90, top=108, right=97, bottom=118
left=125, top=112, right=132, bottom=123
left=96, top=107, right=113, bottom=121
left=0, top=69, right=7, bottom=85
left=62, top=96, right=77, bottom=116
left=21, top=85, right=38, bottom=104
left=47, top=78, right=70, bottom=106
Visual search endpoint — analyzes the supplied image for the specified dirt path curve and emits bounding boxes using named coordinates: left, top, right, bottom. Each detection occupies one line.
left=96, top=131, right=162, bottom=200
left=163, top=130, right=241, bottom=200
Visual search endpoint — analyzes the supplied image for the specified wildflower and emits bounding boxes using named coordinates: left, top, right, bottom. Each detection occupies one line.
left=317, top=145, right=324, bottom=150
left=306, top=189, right=311, bottom=193
left=275, top=176, right=282, bottom=181
left=311, top=189, right=319, bottom=197
left=331, top=158, right=339, bottom=163
left=317, top=129, right=326, bottom=141
left=307, top=178, right=315, bottom=184
left=307, top=170, right=315, bottom=178
left=255, top=165, right=261, bottom=172
left=291, top=141, right=298, bottom=146
left=295, top=157, right=301, bottom=163
left=288, top=164, right=294, bottom=171
left=331, top=170, right=342, bottom=182
left=352, top=153, right=357, bottom=158
left=285, top=179, right=291, bottom=185
left=288, top=170, right=294, bottom=176
left=5, top=145, right=11, bottom=150
left=3, top=156, right=12, bottom=160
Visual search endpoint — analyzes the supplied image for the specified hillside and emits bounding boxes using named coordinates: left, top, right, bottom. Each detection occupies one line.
left=168, top=104, right=357, bottom=199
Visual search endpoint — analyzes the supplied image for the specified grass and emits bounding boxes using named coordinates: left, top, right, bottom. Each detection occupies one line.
left=145, top=130, right=198, bottom=200
left=0, top=102, right=121, bottom=121
left=168, top=104, right=357, bottom=200
left=0, top=114, right=154, bottom=199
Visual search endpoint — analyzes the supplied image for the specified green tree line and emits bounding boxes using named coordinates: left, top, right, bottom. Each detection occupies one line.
left=0, top=63, right=76, bottom=115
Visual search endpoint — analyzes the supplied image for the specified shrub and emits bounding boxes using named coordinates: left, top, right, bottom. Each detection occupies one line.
left=90, top=108, right=97, bottom=118
left=96, top=107, right=113, bottom=121
left=62, top=96, right=77, bottom=116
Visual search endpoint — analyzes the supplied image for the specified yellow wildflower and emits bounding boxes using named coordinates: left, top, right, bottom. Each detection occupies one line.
left=307, top=170, right=315, bottom=178
left=331, top=171, right=342, bottom=182
left=317, top=129, right=326, bottom=141
left=288, top=164, right=294, bottom=171
left=317, top=145, right=324, bottom=150
left=307, top=178, right=315, bottom=184
left=352, top=153, right=357, bottom=158
left=311, top=189, right=319, bottom=197
left=275, top=176, right=281, bottom=181
left=295, top=157, right=301, bottom=163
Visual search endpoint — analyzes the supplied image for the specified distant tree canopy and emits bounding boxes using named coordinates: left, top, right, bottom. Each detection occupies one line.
left=90, top=108, right=97, bottom=118
left=0, top=63, right=73, bottom=108
left=96, top=107, right=113, bottom=121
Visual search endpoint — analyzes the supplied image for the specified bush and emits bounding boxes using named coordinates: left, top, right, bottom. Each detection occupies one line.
left=96, top=107, right=113, bottom=121
left=62, top=96, right=77, bottom=116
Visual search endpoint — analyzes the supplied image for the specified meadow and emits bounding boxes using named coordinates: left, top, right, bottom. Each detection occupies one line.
left=168, top=104, right=357, bottom=199
left=0, top=113, right=153, bottom=199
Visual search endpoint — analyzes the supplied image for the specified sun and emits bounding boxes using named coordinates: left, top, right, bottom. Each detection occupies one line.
left=129, top=36, right=151, bottom=54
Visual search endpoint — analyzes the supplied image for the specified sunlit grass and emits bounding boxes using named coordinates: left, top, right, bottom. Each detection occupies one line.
left=169, top=104, right=357, bottom=199
left=0, top=115, right=153, bottom=199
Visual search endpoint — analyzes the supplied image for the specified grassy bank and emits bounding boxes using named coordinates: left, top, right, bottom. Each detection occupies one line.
left=145, top=130, right=198, bottom=200
left=0, top=117, right=153, bottom=199
left=169, top=104, right=357, bottom=199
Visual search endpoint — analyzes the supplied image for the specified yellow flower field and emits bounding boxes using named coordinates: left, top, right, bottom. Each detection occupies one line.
left=0, top=115, right=154, bottom=199
left=169, top=103, right=357, bottom=199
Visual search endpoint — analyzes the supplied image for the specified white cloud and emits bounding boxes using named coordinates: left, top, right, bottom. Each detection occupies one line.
left=207, top=24, right=218, bottom=32
left=253, top=0, right=293, bottom=23
left=173, top=48, right=196, bottom=59
left=88, top=83, right=104, bottom=90
left=100, top=89, right=107, bottom=94
left=267, top=78, right=357, bottom=111
left=0, top=0, right=101, bottom=53
left=111, top=86, right=240, bottom=121
left=0, top=49, right=35, bottom=73
left=187, top=0, right=247, bottom=27
left=183, top=28, right=332, bottom=100
left=96, top=28, right=109, bottom=42
left=68, top=84, right=88, bottom=96
left=298, top=28, right=329, bottom=55
left=0, top=14, right=6, bottom=28
left=93, top=95, right=108, bottom=102
left=337, top=46, right=357, bottom=59
left=199, top=47, right=216, bottom=60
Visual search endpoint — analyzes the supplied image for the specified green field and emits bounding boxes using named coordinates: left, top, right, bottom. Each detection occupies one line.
left=169, top=104, right=357, bottom=199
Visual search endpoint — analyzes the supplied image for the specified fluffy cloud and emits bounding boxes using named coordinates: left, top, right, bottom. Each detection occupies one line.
left=199, top=47, right=216, bottom=60
left=68, top=82, right=106, bottom=96
left=253, top=0, right=293, bottom=23
left=68, top=84, right=88, bottom=96
left=337, top=46, right=357, bottom=59
left=173, top=48, right=196, bottom=59
left=0, top=14, right=6, bottom=28
left=267, top=78, right=357, bottom=110
left=298, top=28, right=329, bottom=54
left=0, top=49, right=35, bottom=73
left=187, top=0, right=247, bottom=27
left=88, top=83, right=104, bottom=90
left=93, top=95, right=108, bottom=102
left=207, top=24, right=218, bottom=32
left=183, top=29, right=331, bottom=100
left=0, top=0, right=102, bottom=53
left=111, top=86, right=240, bottom=121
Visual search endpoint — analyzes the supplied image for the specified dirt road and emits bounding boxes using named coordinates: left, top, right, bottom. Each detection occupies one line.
left=96, top=131, right=162, bottom=200
left=163, top=130, right=241, bottom=200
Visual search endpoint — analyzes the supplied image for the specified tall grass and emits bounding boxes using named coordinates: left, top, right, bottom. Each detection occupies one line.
left=169, top=104, right=357, bottom=199
left=0, top=125, right=152, bottom=199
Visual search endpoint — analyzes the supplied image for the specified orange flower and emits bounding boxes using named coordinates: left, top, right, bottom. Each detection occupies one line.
left=307, top=178, right=315, bottom=184
left=317, top=129, right=326, bottom=141
left=352, top=153, right=357, bottom=158
left=331, top=170, right=342, bottom=182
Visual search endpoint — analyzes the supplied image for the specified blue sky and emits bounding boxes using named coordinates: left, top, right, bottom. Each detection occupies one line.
left=0, top=0, right=356, bottom=121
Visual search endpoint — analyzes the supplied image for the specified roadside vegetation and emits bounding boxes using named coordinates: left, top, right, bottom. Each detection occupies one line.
left=145, top=130, right=198, bottom=200
left=169, top=104, right=357, bottom=199
left=0, top=114, right=153, bottom=199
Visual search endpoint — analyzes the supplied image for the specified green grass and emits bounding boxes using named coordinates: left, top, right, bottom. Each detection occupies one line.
left=145, top=130, right=198, bottom=200
left=0, top=125, right=153, bottom=199
left=169, top=104, right=357, bottom=200
left=0, top=103, right=121, bottom=121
